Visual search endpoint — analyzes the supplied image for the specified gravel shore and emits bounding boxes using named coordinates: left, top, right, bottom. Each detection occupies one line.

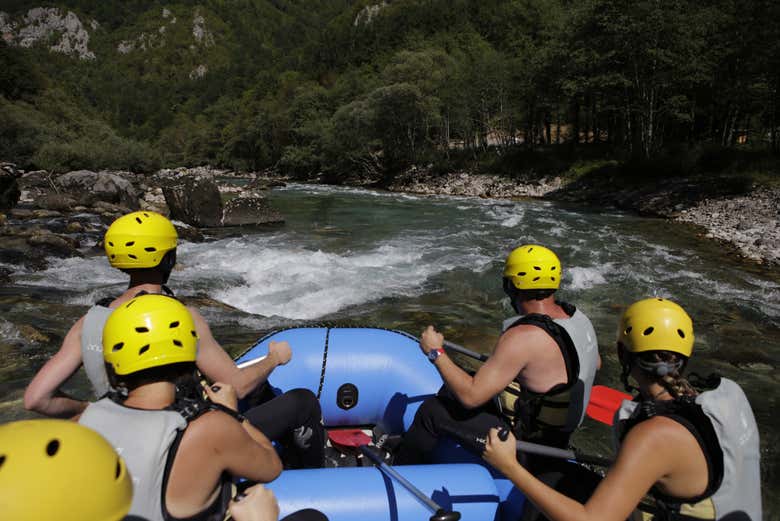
left=674, top=188, right=780, bottom=266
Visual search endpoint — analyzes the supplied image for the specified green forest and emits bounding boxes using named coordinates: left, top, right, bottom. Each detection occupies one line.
left=1, top=0, right=778, bottom=183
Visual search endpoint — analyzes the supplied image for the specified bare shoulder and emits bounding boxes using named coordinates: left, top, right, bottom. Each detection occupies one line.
left=496, top=323, right=549, bottom=351
left=183, top=409, right=243, bottom=448
left=621, top=414, right=697, bottom=455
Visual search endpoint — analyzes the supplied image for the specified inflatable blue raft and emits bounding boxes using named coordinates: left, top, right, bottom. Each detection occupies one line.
left=234, top=327, right=526, bottom=521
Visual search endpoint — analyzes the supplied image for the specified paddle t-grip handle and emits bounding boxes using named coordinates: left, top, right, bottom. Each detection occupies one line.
left=497, top=427, right=510, bottom=441
left=430, top=509, right=462, bottom=521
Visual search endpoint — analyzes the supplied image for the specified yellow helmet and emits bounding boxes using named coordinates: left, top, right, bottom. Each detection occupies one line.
left=503, top=244, right=562, bottom=290
left=103, top=294, right=198, bottom=376
left=104, top=211, right=178, bottom=269
left=618, top=297, right=694, bottom=357
left=0, top=419, right=132, bottom=521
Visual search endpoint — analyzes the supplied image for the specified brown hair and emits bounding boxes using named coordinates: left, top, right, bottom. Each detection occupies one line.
left=637, top=351, right=697, bottom=399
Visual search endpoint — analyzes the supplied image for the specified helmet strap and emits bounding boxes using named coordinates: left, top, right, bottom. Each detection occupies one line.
left=159, top=250, right=177, bottom=284
left=502, top=278, right=522, bottom=314
left=618, top=345, right=639, bottom=393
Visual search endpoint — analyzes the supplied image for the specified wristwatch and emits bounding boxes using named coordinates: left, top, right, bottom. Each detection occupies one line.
left=427, top=347, right=445, bottom=363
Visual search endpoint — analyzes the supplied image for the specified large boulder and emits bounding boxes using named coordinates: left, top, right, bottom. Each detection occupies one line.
left=222, top=196, right=284, bottom=226
left=163, top=176, right=223, bottom=227
left=0, top=162, right=21, bottom=210
left=56, top=170, right=139, bottom=209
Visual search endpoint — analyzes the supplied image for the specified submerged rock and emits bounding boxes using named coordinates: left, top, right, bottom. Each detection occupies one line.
left=222, top=196, right=283, bottom=226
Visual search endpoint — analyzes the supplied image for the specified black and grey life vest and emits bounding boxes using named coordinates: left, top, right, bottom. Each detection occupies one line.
left=82, top=288, right=178, bottom=398
left=80, top=397, right=234, bottom=521
left=500, top=302, right=599, bottom=446
left=81, top=305, right=113, bottom=398
left=80, top=398, right=187, bottom=521
left=614, top=377, right=761, bottom=521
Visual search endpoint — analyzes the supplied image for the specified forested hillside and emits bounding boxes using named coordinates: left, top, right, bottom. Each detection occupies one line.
left=1, top=0, right=778, bottom=180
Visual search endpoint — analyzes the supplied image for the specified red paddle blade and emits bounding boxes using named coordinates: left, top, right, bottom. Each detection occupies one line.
left=586, top=385, right=633, bottom=425
left=328, top=429, right=372, bottom=448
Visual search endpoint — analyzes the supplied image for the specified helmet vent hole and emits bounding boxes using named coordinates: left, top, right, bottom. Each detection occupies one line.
left=108, top=241, right=114, bottom=246
left=551, top=266, right=557, bottom=271
left=169, top=321, right=180, bottom=328
left=533, top=277, right=540, bottom=281
left=0, top=455, right=5, bottom=468
left=533, top=266, right=541, bottom=271
left=173, top=339, right=183, bottom=347
left=135, top=327, right=149, bottom=333
left=528, top=247, right=534, bottom=252
left=115, top=459, right=122, bottom=479
left=125, top=241, right=135, bottom=246
left=643, top=327, right=654, bottom=336
left=145, top=247, right=157, bottom=252
left=143, top=212, right=150, bottom=217
left=112, top=342, right=124, bottom=352
left=625, top=327, right=632, bottom=334
left=551, top=277, right=556, bottom=281
left=135, top=217, right=143, bottom=224
left=46, top=439, right=60, bottom=457
left=518, top=272, right=526, bottom=276
left=110, top=254, right=116, bottom=259
left=128, top=254, right=137, bottom=260
left=191, top=330, right=197, bottom=337
left=677, top=329, right=686, bottom=338
left=139, top=345, right=150, bottom=355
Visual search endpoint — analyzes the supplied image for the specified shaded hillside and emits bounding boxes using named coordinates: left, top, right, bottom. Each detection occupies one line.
left=1, top=0, right=778, bottom=179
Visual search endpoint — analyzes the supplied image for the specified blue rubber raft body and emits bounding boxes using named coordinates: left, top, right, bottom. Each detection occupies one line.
left=234, top=327, right=526, bottom=521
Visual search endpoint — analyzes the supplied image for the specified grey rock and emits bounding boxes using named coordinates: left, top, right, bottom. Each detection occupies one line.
left=56, top=170, right=139, bottom=209
left=35, top=193, right=77, bottom=211
left=32, top=209, right=62, bottom=218
left=27, top=232, right=81, bottom=257
left=9, top=208, right=34, bottom=219
left=163, top=176, right=222, bottom=227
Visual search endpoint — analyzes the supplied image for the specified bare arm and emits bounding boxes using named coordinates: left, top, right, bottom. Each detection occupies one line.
left=483, top=419, right=690, bottom=521
left=24, top=317, right=88, bottom=418
left=420, top=325, right=530, bottom=409
left=190, top=307, right=289, bottom=399
left=167, top=411, right=283, bottom=518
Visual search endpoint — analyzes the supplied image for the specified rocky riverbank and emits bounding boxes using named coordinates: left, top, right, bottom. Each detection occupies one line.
left=0, top=164, right=285, bottom=280
left=2, top=161, right=777, bottom=275
left=384, top=164, right=780, bottom=267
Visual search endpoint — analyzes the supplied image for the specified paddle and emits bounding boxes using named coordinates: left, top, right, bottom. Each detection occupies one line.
left=327, top=430, right=460, bottom=521
left=496, top=428, right=613, bottom=467
left=585, top=385, right=632, bottom=426
left=359, top=445, right=462, bottom=521
left=441, top=340, right=632, bottom=425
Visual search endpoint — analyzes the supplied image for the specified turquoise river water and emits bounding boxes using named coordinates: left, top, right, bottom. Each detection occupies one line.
left=1, top=184, right=777, bottom=515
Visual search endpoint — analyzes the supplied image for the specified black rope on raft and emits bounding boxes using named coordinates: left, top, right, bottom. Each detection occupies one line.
left=316, top=328, right=330, bottom=400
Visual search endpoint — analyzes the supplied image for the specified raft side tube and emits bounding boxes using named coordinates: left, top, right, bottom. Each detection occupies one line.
left=267, top=464, right=500, bottom=521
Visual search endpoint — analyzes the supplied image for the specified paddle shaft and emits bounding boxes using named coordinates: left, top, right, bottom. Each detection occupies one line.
left=515, top=439, right=613, bottom=467
left=359, top=446, right=461, bottom=521
left=443, top=340, right=488, bottom=361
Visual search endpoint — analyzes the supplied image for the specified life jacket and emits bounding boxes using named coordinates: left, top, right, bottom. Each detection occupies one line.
left=79, top=397, right=234, bottom=521
left=81, top=304, right=113, bottom=398
left=614, top=377, right=761, bottom=521
left=81, top=287, right=177, bottom=398
left=499, top=301, right=599, bottom=447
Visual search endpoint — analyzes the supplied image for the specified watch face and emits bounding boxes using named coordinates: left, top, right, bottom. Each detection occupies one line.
left=428, top=349, right=440, bottom=361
